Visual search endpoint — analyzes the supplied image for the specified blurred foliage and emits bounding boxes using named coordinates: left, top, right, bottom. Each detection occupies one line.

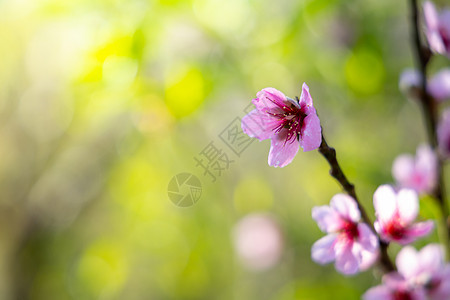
left=0, top=0, right=448, bottom=299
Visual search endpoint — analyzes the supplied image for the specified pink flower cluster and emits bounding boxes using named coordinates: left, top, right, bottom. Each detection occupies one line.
left=311, top=185, right=434, bottom=276
left=240, top=28, right=450, bottom=293
left=399, top=3, right=450, bottom=104
left=399, top=1, right=450, bottom=164
left=364, top=245, right=450, bottom=300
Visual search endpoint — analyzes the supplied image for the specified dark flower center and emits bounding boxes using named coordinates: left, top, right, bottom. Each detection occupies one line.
left=425, top=276, right=441, bottom=292
left=385, top=218, right=406, bottom=240
left=342, top=221, right=359, bottom=240
left=393, top=290, right=413, bottom=300
left=270, top=101, right=308, bottom=145
left=439, top=26, right=450, bottom=50
left=446, top=136, right=450, bottom=154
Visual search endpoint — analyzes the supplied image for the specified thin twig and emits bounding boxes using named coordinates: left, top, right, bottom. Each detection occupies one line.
left=409, top=0, right=449, bottom=250
left=318, top=135, right=395, bottom=272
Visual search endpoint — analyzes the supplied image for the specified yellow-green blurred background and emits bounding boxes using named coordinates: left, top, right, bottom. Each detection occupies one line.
left=0, top=0, right=448, bottom=299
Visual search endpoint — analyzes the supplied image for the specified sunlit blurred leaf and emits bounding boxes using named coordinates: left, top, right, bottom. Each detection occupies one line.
left=419, top=195, right=442, bottom=220
left=77, top=240, right=128, bottom=298
left=345, top=46, right=385, bottom=96
left=274, top=279, right=360, bottom=300
left=165, top=65, right=205, bottom=118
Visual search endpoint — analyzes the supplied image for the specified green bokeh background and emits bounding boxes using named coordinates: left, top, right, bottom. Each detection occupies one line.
left=0, top=0, right=448, bottom=299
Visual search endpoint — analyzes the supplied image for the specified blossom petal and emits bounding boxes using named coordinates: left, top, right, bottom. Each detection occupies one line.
left=410, top=289, right=427, bottom=300
left=357, top=223, right=378, bottom=253
left=416, top=144, right=437, bottom=170
left=440, top=11, right=450, bottom=44
left=441, top=10, right=450, bottom=31
left=299, top=82, right=313, bottom=108
left=423, top=1, right=447, bottom=54
left=385, top=272, right=406, bottom=285
left=438, top=109, right=450, bottom=158
left=253, top=88, right=287, bottom=113
left=423, top=1, right=450, bottom=55
left=392, top=154, right=415, bottom=188
left=431, top=265, right=450, bottom=300
left=311, top=205, right=343, bottom=233
left=429, top=69, right=450, bottom=101
left=311, top=234, right=337, bottom=264
left=268, top=131, right=300, bottom=167
left=415, top=144, right=437, bottom=193
left=392, top=145, right=437, bottom=194
left=439, top=10, right=450, bottom=57
left=241, top=109, right=277, bottom=141
left=383, top=273, right=428, bottom=300
left=428, top=32, right=447, bottom=54
left=418, top=244, right=444, bottom=273
left=362, top=286, right=392, bottom=300
left=396, top=246, right=421, bottom=279
left=373, top=185, right=397, bottom=224
left=424, top=1, right=439, bottom=30
left=300, top=113, right=322, bottom=151
left=354, top=224, right=379, bottom=271
left=359, top=246, right=379, bottom=271
left=374, top=220, right=388, bottom=242
left=404, top=220, right=434, bottom=243
left=397, top=189, right=419, bottom=225
left=334, top=242, right=359, bottom=275
left=330, top=194, right=361, bottom=223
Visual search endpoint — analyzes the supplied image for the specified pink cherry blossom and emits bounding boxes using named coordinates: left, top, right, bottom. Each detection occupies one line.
left=392, top=144, right=437, bottom=195
left=364, top=245, right=450, bottom=300
left=241, top=83, right=322, bottom=167
left=373, top=185, right=434, bottom=245
left=311, top=194, right=378, bottom=275
left=232, top=213, right=283, bottom=271
left=438, top=108, right=450, bottom=158
left=396, top=244, right=450, bottom=300
left=363, top=273, right=427, bottom=300
left=429, top=68, right=450, bottom=101
left=423, top=1, right=450, bottom=58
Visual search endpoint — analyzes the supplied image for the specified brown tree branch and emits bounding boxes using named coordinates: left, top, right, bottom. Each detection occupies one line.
left=318, top=135, right=395, bottom=272
left=409, top=0, right=449, bottom=249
